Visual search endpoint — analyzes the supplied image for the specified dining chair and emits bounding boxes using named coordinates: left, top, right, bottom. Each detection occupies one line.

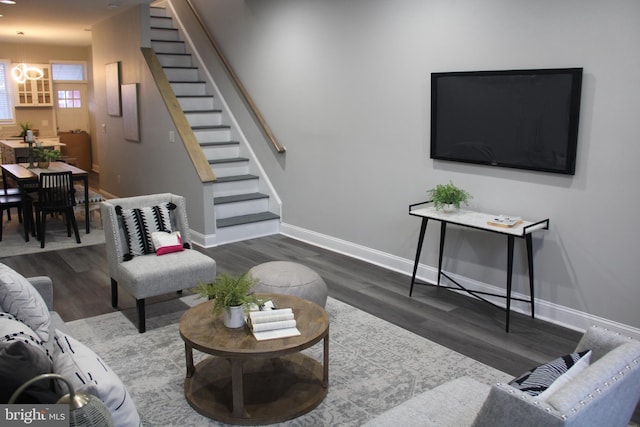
left=29, top=171, right=81, bottom=248
left=0, top=193, right=30, bottom=241
left=0, top=187, right=21, bottom=222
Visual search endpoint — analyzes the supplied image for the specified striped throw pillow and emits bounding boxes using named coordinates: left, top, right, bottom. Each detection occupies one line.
left=508, top=350, right=591, bottom=399
left=116, top=203, right=175, bottom=260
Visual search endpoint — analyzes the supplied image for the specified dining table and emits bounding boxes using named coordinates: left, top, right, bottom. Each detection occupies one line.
left=1, top=162, right=91, bottom=241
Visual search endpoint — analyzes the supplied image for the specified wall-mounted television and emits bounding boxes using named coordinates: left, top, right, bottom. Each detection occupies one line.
left=430, top=68, right=583, bottom=175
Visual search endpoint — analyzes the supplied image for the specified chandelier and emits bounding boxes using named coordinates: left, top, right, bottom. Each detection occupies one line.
left=11, top=63, right=44, bottom=84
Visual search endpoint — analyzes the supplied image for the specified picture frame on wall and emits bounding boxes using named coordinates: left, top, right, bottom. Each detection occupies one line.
left=106, top=61, right=121, bottom=116
left=122, top=83, right=139, bottom=141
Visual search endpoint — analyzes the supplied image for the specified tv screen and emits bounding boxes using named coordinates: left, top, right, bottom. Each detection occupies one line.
left=430, top=68, right=583, bottom=175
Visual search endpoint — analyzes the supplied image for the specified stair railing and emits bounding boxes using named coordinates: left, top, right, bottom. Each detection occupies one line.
left=141, top=47, right=217, bottom=183
left=184, top=0, right=286, bottom=154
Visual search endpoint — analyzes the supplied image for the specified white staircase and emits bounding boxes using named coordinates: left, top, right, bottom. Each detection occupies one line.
left=149, top=6, right=280, bottom=245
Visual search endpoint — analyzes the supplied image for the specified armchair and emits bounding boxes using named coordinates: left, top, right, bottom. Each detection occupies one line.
left=365, top=326, right=640, bottom=427
left=101, top=193, right=216, bottom=333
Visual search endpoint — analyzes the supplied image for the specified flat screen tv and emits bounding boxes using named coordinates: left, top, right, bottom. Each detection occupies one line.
left=430, top=68, right=583, bottom=175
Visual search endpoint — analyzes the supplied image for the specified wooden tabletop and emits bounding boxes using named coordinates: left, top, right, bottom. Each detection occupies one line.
left=179, top=293, right=329, bottom=358
left=1, top=162, right=88, bottom=180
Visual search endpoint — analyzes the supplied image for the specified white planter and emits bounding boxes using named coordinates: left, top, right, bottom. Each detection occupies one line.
left=442, top=204, right=458, bottom=213
left=223, top=305, right=245, bottom=328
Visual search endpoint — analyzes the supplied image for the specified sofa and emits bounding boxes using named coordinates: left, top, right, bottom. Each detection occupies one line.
left=0, top=263, right=142, bottom=426
left=364, top=326, right=640, bottom=427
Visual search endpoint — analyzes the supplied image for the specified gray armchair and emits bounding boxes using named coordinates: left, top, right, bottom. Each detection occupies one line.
left=365, top=326, right=640, bottom=427
left=101, top=193, right=216, bottom=333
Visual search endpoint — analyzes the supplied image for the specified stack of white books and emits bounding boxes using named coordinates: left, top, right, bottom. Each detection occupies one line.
left=247, top=308, right=301, bottom=341
left=488, top=215, right=522, bottom=228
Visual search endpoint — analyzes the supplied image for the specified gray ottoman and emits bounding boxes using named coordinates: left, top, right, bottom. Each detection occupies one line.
left=249, top=261, right=328, bottom=308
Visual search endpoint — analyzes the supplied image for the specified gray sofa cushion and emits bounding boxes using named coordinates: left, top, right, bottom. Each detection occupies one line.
left=0, top=341, right=58, bottom=404
left=363, top=377, right=491, bottom=427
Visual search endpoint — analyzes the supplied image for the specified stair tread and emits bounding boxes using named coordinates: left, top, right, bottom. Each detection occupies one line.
left=162, top=66, right=199, bottom=70
left=156, top=52, right=191, bottom=57
left=209, top=157, right=249, bottom=164
left=176, top=94, right=212, bottom=98
left=192, top=125, right=230, bottom=130
left=214, top=174, right=258, bottom=183
left=217, top=212, right=280, bottom=228
left=214, top=192, right=269, bottom=204
left=199, top=141, right=239, bottom=147
left=184, top=109, right=222, bottom=113
left=169, top=80, right=206, bottom=84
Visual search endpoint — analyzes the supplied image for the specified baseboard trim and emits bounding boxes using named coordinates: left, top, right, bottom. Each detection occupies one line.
left=281, top=223, right=640, bottom=340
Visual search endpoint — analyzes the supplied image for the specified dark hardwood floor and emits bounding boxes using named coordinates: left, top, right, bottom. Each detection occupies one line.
left=2, top=232, right=638, bottom=422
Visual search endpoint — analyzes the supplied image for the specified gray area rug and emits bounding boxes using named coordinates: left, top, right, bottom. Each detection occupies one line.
left=66, top=295, right=512, bottom=426
left=0, top=211, right=104, bottom=258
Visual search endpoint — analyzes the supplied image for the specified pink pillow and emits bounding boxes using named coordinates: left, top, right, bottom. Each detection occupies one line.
left=151, top=231, right=184, bottom=256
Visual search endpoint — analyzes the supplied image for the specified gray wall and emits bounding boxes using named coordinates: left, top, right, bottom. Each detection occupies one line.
left=92, top=4, right=212, bottom=233
left=184, top=0, right=640, bottom=332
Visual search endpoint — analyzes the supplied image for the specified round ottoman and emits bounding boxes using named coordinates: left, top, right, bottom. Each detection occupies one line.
left=249, top=261, right=328, bottom=308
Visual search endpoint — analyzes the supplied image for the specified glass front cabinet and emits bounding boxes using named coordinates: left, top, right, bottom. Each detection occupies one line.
left=13, top=63, right=53, bottom=107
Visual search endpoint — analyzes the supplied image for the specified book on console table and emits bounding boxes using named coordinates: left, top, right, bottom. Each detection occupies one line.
left=487, top=215, right=523, bottom=228
left=248, top=308, right=301, bottom=341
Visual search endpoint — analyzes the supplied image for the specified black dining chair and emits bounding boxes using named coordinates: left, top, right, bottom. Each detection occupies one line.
left=0, top=187, right=21, bottom=222
left=0, top=194, right=24, bottom=241
left=29, top=171, right=81, bottom=248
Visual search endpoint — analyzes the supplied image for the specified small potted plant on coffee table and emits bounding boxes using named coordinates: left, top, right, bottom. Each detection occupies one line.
left=427, top=181, right=472, bottom=212
left=193, top=272, right=263, bottom=328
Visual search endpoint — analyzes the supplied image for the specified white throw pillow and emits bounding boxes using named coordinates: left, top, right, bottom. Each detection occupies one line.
left=0, top=264, right=51, bottom=342
left=52, top=329, right=141, bottom=426
left=0, top=312, right=51, bottom=360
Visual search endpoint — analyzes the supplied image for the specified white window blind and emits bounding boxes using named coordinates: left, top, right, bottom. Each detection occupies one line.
left=0, top=60, right=15, bottom=123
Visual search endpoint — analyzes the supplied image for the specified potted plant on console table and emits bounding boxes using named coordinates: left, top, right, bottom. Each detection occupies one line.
left=193, top=272, right=263, bottom=328
left=427, top=181, right=472, bottom=213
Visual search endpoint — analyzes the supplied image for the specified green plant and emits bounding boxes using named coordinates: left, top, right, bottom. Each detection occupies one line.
left=427, top=181, right=472, bottom=210
left=18, top=122, right=32, bottom=137
left=193, top=272, right=262, bottom=314
left=33, top=148, right=60, bottom=162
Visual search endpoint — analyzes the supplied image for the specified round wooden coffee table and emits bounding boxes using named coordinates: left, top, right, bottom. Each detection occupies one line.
left=179, top=293, right=330, bottom=425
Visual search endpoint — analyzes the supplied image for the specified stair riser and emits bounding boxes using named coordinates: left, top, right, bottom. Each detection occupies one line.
left=201, top=144, right=239, bottom=159
left=151, top=41, right=186, bottom=54
left=186, top=111, right=222, bottom=127
left=215, top=198, right=269, bottom=218
left=170, top=82, right=207, bottom=96
left=164, top=67, right=199, bottom=81
left=210, top=161, right=249, bottom=178
left=178, top=96, right=215, bottom=110
left=215, top=219, right=281, bottom=245
left=150, top=17, right=174, bottom=29
left=150, top=7, right=166, bottom=17
left=194, top=128, right=231, bottom=142
left=213, top=179, right=259, bottom=197
left=151, top=28, right=179, bottom=41
left=157, top=54, right=192, bottom=68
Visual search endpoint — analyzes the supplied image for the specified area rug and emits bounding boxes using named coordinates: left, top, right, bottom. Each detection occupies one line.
left=65, top=296, right=512, bottom=427
left=0, top=212, right=104, bottom=258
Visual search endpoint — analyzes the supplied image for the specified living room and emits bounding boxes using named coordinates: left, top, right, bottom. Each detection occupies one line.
left=1, top=0, right=639, bottom=425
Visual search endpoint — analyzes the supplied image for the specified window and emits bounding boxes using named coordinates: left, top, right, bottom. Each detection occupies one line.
left=57, top=89, right=82, bottom=109
left=0, top=60, right=15, bottom=123
left=51, top=63, right=85, bottom=81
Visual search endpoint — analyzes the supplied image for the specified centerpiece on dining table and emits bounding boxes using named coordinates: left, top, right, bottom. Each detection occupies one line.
left=31, top=147, right=60, bottom=169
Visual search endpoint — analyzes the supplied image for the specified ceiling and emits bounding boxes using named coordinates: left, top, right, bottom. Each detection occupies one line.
left=0, top=0, right=153, bottom=46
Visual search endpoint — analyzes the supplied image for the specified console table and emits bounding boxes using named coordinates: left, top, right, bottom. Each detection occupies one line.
left=408, top=202, right=549, bottom=332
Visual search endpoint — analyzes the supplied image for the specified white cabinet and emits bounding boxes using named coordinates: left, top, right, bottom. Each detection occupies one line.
left=13, top=63, right=53, bottom=107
